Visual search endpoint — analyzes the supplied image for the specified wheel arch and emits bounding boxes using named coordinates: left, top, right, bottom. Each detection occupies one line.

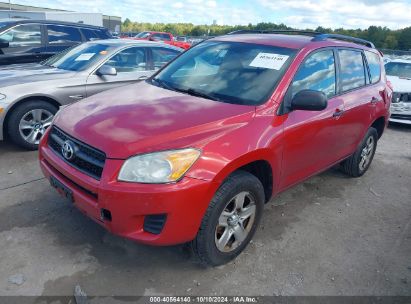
left=370, top=116, right=385, bottom=139
left=209, top=149, right=277, bottom=203
left=2, top=96, right=61, bottom=139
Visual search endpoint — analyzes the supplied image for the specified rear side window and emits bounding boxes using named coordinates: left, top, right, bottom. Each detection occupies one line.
left=291, top=49, right=336, bottom=98
left=365, top=51, right=381, bottom=84
left=338, top=49, right=366, bottom=92
left=81, top=28, right=99, bottom=41
left=47, top=25, right=82, bottom=44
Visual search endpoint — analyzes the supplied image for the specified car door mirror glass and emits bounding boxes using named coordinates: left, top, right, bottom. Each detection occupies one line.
left=291, top=90, right=328, bottom=111
left=96, top=65, right=117, bottom=76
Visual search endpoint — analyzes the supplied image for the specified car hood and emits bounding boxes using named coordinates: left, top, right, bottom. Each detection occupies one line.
left=54, top=82, right=255, bottom=159
left=0, top=63, right=75, bottom=87
left=387, top=75, right=411, bottom=93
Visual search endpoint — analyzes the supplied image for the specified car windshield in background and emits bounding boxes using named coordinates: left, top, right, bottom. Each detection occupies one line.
left=151, top=41, right=296, bottom=105
left=41, top=43, right=112, bottom=71
left=385, top=62, right=411, bottom=79
left=135, top=32, right=151, bottom=38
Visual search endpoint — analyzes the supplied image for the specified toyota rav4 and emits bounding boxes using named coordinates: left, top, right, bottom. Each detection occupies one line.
left=39, top=31, right=391, bottom=266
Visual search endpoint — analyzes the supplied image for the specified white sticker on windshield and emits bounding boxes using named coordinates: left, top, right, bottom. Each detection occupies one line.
left=75, top=53, right=96, bottom=61
left=249, top=53, right=289, bottom=70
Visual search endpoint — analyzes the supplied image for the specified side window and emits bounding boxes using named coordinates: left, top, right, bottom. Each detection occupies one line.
left=81, top=28, right=99, bottom=41
left=161, top=34, right=171, bottom=41
left=365, top=51, right=381, bottom=84
left=47, top=25, right=82, bottom=44
left=0, top=24, right=41, bottom=47
left=105, top=47, right=147, bottom=72
left=338, top=49, right=366, bottom=92
left=291, top=49, right=336, bottom=98
left=151, top=47, right=180, bottom=70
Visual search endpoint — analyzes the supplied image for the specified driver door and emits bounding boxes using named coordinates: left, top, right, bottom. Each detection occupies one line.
left=279, top=48, right=346, bottom=189
left=86, top=46, right=151, bottom=97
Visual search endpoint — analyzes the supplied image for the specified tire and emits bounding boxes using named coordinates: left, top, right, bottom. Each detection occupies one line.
left=192, top=170, right=265, bottom=266
left=7, top=100, right=58, bottom=150
left=340, top=127, right=378, bottom=177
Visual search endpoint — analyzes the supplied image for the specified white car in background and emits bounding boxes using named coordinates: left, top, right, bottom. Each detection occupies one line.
left=385, top=59, right=411, bottom=124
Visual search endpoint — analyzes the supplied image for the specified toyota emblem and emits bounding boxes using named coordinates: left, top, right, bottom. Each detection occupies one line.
left=61, top=140, right=75, bottom=161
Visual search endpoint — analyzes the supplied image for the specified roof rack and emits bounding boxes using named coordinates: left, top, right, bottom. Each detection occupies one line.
left=227, top=30, right=322, bottom=36
left=312, top=33, right=375, bottom=48
left=227, top=30, right=375, bottom=48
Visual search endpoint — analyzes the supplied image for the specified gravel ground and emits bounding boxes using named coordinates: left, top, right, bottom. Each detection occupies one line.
left=0, top=123, right=410, bottom=298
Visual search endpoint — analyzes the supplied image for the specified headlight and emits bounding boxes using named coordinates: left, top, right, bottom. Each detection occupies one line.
left=0, top=93, right=5, bottom=100
left=118, top=148, right=201, bottom=183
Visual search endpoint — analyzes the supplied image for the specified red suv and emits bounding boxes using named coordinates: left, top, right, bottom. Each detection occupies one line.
left=39, top=31, right=391, bottom=266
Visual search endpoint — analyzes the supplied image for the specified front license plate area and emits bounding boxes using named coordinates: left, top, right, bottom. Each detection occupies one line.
left=50, top=176, right=74, bottom=203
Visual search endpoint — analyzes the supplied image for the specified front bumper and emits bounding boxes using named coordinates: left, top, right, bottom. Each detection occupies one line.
left=389, top=102, right=411, bottom=125
left=39, top=132, right=216, bottom=246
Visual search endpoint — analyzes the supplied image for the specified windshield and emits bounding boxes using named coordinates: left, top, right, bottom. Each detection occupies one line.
left=135, top=31, right=151, bottom=38
left=385, top=62, right=411, bottom=79
left=42, top=43, right=111, bottom=71
left=151, top=41, right=296, bottom=105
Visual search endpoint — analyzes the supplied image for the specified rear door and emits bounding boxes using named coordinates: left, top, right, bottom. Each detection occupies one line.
left=46, top=25, right=83, bottom=57
left=0, top=23, right=45, bottom=65
left=334, top=48, right=378, bottom=152
left=280, top=48, right=346, bottom=188
left=86, top=46, right=151, bottom=97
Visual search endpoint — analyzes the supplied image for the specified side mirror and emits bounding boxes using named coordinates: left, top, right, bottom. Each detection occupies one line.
left=96, top=65, right=117, bottom=76
left=0, top=40, right=9, bottom=48
left=291, top=90, right=328, bottom=111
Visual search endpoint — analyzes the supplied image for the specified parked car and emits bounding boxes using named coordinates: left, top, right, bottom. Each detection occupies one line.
left=385, top=59, right=411, bottom=124
left=39, top=31, right=391, bottom=266
left=0, top=39, right=182, bottom=149
left=131, top=31, right=191, bottom=50
left=0, top=19, right=112, bottom=65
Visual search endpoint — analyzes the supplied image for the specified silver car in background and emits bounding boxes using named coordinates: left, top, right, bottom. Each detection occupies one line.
left=0, top=39, right=182, bottom=149
left=385, top=59, right=411, bottom=125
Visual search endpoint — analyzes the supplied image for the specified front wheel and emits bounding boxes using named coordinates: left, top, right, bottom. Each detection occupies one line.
left=340, top=127, right=378, bottom=177
left=192, top=171, right=265, bottom=266
left=7, top=101, right=58, bottom=150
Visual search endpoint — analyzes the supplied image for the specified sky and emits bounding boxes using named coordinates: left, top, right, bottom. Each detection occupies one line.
left=7, top=0, right=411, bottom=30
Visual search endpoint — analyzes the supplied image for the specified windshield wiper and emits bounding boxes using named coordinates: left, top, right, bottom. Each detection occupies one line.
left=151, top=78, right=174, bottom=91
left=173, top=87, right=220, bottom=101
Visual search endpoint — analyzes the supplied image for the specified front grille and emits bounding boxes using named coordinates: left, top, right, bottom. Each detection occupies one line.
left=391, top=114, right=411, bottom=121
left=48, top=126, right=106, bottom=180
left=392, top=92, right=411, bottom=103
left=144, top=214, right=167, bottom=235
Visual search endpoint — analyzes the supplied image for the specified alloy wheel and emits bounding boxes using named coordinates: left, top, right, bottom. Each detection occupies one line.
left=359, top=136, right=375, bottom=171
left=215, top=191, right=256, bottom=253
left=18, top=109, right=54, bottom=145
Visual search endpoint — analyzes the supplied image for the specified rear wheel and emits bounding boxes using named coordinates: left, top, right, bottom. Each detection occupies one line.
left=7, top=101, right=58, bottom=150
left=340, top=127, right=378, bottom=177
left=192, top=171, right=264, bottom=266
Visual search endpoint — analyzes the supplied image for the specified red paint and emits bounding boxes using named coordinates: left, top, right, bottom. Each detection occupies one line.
left=39, top=35, right=391, bottom=246
left=125, top=31, right=191, bottom=50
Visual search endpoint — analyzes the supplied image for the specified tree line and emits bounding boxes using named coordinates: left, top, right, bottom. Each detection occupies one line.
left=122, top=19, right=411, bottom=51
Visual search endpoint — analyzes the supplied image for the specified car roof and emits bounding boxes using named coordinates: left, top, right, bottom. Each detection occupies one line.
left=88, top=39, right=183, bottom=51
left=212, top=32, right=376, bottom=51
left=0, top=19, right=107, bottom=30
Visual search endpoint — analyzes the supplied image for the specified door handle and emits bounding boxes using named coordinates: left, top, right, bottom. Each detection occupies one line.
left=333, top=108, right=345, bottom=118
left=69, top=95, right=84, bottom=100
left=138, top=76, right=148, bottom=80
left=371, top=97, right=379, bottom=104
